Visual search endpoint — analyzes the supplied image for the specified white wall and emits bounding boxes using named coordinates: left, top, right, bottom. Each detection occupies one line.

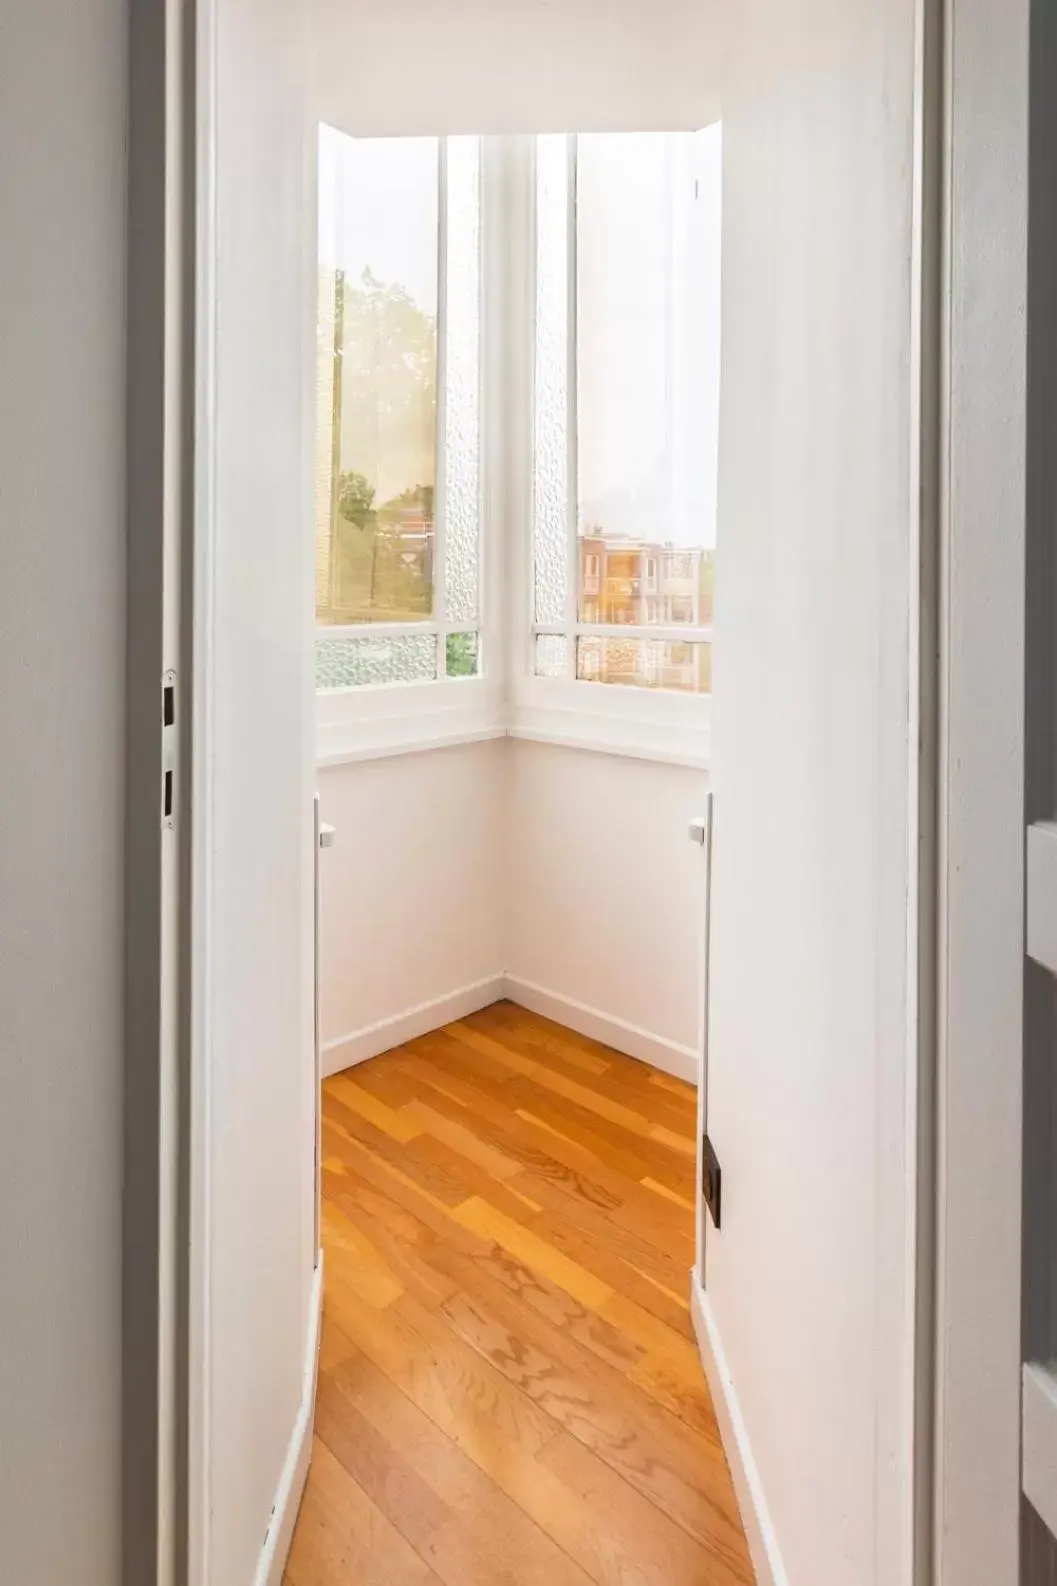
left=507, top=741, right=708, bottom=1073
left=318, top=738, right=707, bottom=1083
left=0, top=0, right=125, bottom=1579
left=702, top=2, right=918, bottom=1584
left=311, top=0, right=726, bottom=137
left=206, top=0, right=317, bottom=1579
left=319, top=741, right=506, bottom=1073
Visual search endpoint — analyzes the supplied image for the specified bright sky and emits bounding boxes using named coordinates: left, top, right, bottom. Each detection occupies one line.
left=316, top=123, right=722, bottom=551
left=576, top=126, right=722, bottom=550
left=318, top=125, right=438, bottom=316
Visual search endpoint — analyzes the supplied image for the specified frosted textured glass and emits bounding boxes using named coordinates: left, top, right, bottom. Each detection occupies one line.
left=442, top=137, right=482, bottom=627
left=533, top=135, right=570, bottom=625
left=576, top=635, right=711, bottom=694
left=315, top=632, right=437, bottom=691
left=534, top=634, right=568, bottom=679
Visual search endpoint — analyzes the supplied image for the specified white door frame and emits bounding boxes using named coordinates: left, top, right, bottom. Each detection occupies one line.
left=123, top=0, right=203, bottom=1581
left=123, top=0, right=1035, bottom=1579
left=933, top=0, right=1031, bottom=1580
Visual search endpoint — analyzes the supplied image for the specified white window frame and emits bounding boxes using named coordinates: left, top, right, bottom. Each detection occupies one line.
left=509, top=131, right=716, bottom=770
left=314, top=132, right=717, bottom=772
left=315, top=134, right=504, bottom=766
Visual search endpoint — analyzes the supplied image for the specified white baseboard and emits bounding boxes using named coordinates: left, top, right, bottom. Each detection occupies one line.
left=254, top=1256, right=324, bottom=1586
left=691, top=1273, right=789, bottom=1586
left=503, top=975, right=699, bottom=1085
left=322, top=975, right=506, bottom=1078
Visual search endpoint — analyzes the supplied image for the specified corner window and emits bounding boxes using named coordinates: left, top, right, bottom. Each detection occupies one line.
left=313, top=125, right=721, bottom=768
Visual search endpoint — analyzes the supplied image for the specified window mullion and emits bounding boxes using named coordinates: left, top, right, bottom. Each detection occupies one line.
left=434, top=136, right=449, bottom=678
left=565, top=132, right=579, bottom=679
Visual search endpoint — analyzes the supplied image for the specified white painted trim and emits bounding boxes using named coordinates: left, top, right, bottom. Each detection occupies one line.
left=316, top=713, right=710, bottom=772
left=503, top=975, right=699, bottom=1083
left=317, top=721, right=505, bottom=769
left=933, top=0, right=1029, bottom=1575
left=322, top=975, right=506, bottom=1077
left=322, top=973, right=697, bottom=1082
left=254, top=1258, right=324, bottom=1586
left=690, top=1275, right=789, bottom=1586
left=507, top=719, right=709, bottom=771
left=187, top=0, right=219, bottom=1578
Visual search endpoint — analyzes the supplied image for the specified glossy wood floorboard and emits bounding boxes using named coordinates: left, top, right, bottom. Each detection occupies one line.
left=284, top=1002, right=754, bottom=1586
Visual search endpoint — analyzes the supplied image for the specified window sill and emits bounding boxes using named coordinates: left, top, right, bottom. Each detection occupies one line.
left=315, top=690, right=710, bottom=772
left=317, top=713, right=506, bottom=769
left=506, top=704, right=710, bottom=771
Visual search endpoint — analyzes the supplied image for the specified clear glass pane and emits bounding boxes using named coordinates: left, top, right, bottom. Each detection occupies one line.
left=578, top=541, right=716, bottom=627
left=534, top=633, right=568, bottom=679
left=576, top=129, right=721, bottom=628
left=316, top=126, right=439, bottom=626
left=533, top=134, right=571, bottom=626
left=445, top=631, right=479, bottom=677
left=443, top=137, right=482, bottom=627
left=315, top=632, right=437, bottom=691
left=576, top=635, right=711, bottom=693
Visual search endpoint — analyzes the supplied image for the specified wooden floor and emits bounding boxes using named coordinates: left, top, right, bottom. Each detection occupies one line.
left=284, top=1001, right=754, bottom=1586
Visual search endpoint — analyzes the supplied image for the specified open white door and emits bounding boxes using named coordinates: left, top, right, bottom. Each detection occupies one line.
left=187, top=1, right=320, bottom=1582
left=687, top=14, right=931, bottom=1585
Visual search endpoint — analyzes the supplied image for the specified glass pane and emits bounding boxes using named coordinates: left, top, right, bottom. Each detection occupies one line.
left=576, top=635, right=711, bottom=693
left=576, top=129, right=721, bottom=630
left=315, top=632, right=437, bottom=692
left=534, top=633, right=568, bottom=679
left=533, top=134, right=571, bottom=625
left=443, top=137, right=482, bottom=627
left=316, top=127, right=439, bottom=625
left=445, top=631, right=480, bottom=677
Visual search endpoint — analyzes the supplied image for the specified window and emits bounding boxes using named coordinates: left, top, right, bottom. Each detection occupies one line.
left=315, top=127, right=483, bottom=693
left=530, top=130, right=720, bottom=701
left=313, top=126, right=721, bottom=768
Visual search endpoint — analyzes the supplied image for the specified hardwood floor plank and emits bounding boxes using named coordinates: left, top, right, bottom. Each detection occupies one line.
left=320, top=1198, right=404, bottom=1311
left=527, top=1205, right=695, bottom=1336
left=283, top=1438, right=445, bottom=1586
left=328, top=1342, right=598, bottom=1586
left=472, top=1002, right=613, bottom=1076
left=323, top=1104, right=469, bottom=1208
left=315, top=1372, right=452, bottom=1549
left=330, top=1282, right=560, bottom=1460
left=409, top=1131, right=545, bottom=1220
left=326, top=1071, right=421, bottom=1142
left=322, top=1165, right=462, bottom=1310
left=641, top=1174, right=696, bottom=1211
left=421, top=1236, right=646, bottom=1375
left=510, top=1168, right=696, bottom=1290
left=448, top=1020, right=662, bottom=1137
left=401, top=1097, right=523, bottom=1181
left=286, top=1006, right=754, bottom=1586
left=439, top=1285, right=747, bottom=1562
left=449, top=1195, right=615, bottom=1311
left=539, top=1429, right=754, bottom=1586
left=474, top=1004, right=697, bottom=1129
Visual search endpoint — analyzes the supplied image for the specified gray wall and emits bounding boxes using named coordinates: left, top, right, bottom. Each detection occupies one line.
left=0, top=0, right=126, bottom=1580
